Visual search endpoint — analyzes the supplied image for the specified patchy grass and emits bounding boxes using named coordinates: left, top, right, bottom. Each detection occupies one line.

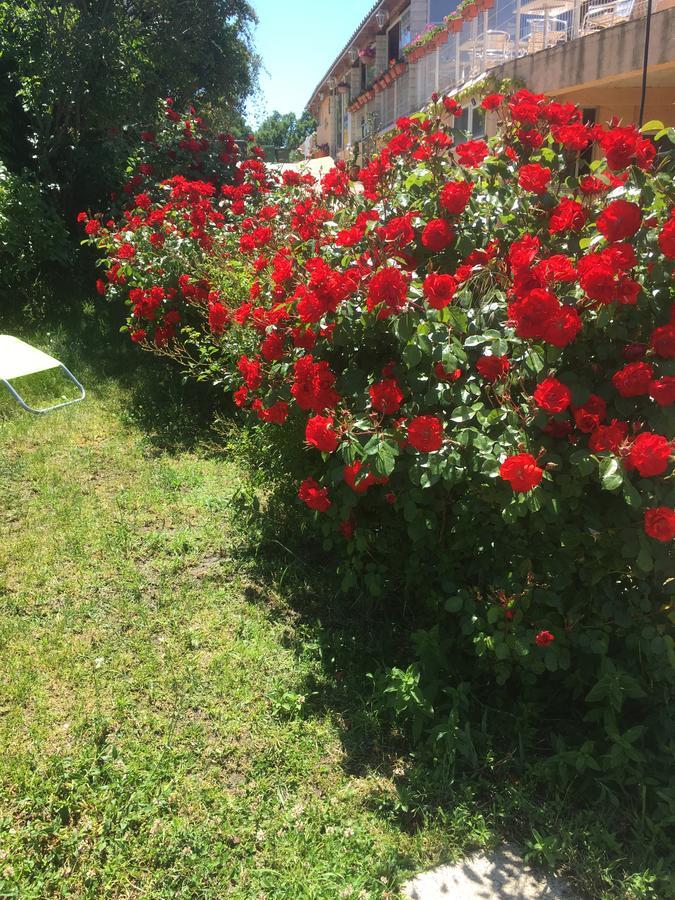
left=0, top=327, right=670, bottom=898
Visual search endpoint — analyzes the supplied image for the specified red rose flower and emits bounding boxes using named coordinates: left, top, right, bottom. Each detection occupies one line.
left=597, top=200, right=641, bottom=243
left=423, top=273, right=457, bottom=309
left=439, top=180, right=473, bottom=214
left=434, top=362, right=462, bottom=382
left=117, top=242, right=136, bottom=260
left=650, top=324, right=675, bottom=359
left=367, top=266, right=409, bottom=318
left=237, top=355, right=262, bottom=390
left=611, top=361, right=654, bottom=397
left=305, top=415, right=339, bottom=453
left=644, top=507, right=675, bottom=542
left=476, top=354, right=510, bottom=382
left=407, top=415, right=443, bottom=452
left=533, top=377, right=572, bottom=414
left=298, top=477, right=331, bottom=512
left=588, top=419, right=628, bottom=453
left=259, top=401, right=289, bottom=425
left=343, top=459, right=386, bottom=493
left=261, top=331, right=284, bottom=361
left=518, top=163, right=552, bottom=195
left=649, top=376, right=675, bottom=407
left=626, top=432, right=672, bottom=477
left=500, top=453, right=543, bottom=492
left=421, top=218, right=455, bottom=252
left=208, top=301, right=229, bottom=335
left=572, top=394, right=606, bottom=433
left=455, top=139, right=489, bottom=168
left=535, top=630, right=555, bottom=647
left=508, top=234, right=540, bottom=271
left=481, top=93, right=504, bottom=110
left=370, top=378, right=404, bottom=414
left=658, top=217, right=675, bottom=258
left=549, top=198, right=587, bottom=234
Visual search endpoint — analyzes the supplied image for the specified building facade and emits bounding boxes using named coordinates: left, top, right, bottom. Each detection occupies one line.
left=305, top=0, right=675, bottom=163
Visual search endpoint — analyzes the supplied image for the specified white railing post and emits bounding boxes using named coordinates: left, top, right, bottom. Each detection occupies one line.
left=455, top=31, right=461, bottom=83
left=572, top=0, right=581, bottom=38
left=435, top=44, right=440, bottom=92
left=516, top=0, right=522, bottom=55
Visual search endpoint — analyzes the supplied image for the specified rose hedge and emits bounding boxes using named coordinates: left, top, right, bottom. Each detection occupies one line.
left=86, top=92, right=675, bottom=797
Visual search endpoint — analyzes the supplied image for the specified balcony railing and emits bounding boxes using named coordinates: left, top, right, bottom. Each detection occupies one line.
left=343, top=0, right=653, bottom=158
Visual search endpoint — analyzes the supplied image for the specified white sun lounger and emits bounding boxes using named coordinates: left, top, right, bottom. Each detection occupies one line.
left=0, top=334, right=85, bottom=413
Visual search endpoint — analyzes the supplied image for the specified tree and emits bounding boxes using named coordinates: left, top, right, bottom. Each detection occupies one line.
left=0, top=0, right=259, bottom=217
left=255, top=109, right=316, bottom=151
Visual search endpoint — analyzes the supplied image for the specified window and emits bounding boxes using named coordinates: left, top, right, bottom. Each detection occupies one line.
left=400, top=7, right=411, bottom=50
left=471, top=105, right=486, bottom=138
left=388, top=21, right=401, bottom=62
left=429, top=0, right=455, bottom=22
left=454, top=106, right=469, bottom=133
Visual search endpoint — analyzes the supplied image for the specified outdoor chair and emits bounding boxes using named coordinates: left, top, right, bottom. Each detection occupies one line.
left=482, top=30, right=512, bottom=66
left=582, top=0, right=634, bottom=30
left=0, top=334, right=85, bottom=413
left=522, top=20, right=568, bottom=53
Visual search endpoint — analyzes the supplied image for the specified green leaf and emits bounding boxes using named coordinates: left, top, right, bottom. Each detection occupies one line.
left=373, top=441, right=399, bottom=477
left=599, top=457, right=623, bottom=492
left=640, top=119, right=664, bottom=134
left=450, top=405, right=475, bottom=423
left=464, top=334, right=487, bottom=347
left=445, top=595, right=464, bottom=613
left=403, top=343, right=422, bottom=368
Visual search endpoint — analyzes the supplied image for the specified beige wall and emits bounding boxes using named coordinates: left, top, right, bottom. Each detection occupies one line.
left=492, top=7, right=675, bottom=127
left=315, top=95, right=332, bottom=155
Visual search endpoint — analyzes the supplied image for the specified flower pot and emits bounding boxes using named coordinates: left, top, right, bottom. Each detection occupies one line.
left=394, top=62, right=405, bottom=76
left=449, top=17, right=463, bottom=32
left=438, top=27, right=450, bottom=44
left=463, top=3, right=478, bottom=19
left=483, top=0, right=494, bottom=8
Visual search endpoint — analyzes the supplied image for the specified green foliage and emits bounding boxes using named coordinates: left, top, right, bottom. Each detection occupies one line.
left=0, top=159, right=72, bottom=313
left=0, top=0, right=258, bottom=317
left=254, top=109, right=316, bottom=152
left=0, top=0, right=258, bottom=211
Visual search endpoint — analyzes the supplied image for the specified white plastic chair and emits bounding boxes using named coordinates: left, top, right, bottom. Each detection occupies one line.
left=0, top=335, right=85, bottom=413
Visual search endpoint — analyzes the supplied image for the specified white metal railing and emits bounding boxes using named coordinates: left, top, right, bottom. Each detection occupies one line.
left=342, top=0, right=648, bottom=157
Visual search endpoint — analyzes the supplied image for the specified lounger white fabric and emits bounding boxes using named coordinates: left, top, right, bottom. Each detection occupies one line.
left=0, top=335, right=85, bottom=413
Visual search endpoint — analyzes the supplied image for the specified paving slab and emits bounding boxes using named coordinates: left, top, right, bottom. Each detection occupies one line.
left=403, top=844, right=581, bottom=900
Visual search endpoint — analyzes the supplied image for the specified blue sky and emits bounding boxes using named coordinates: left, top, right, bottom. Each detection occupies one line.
left=246, top=0, right=372, bottom=124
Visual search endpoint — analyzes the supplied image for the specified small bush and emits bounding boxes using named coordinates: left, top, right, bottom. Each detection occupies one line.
left=86, top=94, right=674, bottom=829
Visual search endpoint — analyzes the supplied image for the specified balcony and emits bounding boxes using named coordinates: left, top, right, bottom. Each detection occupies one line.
left=343, top=0, right=672, bottom=159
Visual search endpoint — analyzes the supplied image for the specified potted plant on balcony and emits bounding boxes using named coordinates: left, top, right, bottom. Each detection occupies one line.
left=337, top=81, right=350, bottom=95
left=446, top=12, right=463, bottom=32
left=462, top=0, right=479, bottom=20
left=358, top=45, right=376, bottom=65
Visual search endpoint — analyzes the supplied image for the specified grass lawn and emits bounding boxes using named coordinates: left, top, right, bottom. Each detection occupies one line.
left=0, top=326, right=669, bottom=898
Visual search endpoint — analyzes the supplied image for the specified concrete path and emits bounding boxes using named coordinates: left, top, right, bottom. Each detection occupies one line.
left=403, top=844, right=581, bottom=899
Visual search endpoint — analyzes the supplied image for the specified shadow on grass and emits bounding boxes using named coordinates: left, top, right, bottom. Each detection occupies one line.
left=2, top=305, right=231, bottom=453
left=4, top=308, right=670, bottom=896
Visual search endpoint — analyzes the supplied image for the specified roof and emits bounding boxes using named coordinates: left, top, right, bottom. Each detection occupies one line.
left=304, top=0, right=382, bottom=111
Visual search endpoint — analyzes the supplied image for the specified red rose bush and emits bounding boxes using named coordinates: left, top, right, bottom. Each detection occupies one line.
left=86, top=92, right=674, bottom=790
